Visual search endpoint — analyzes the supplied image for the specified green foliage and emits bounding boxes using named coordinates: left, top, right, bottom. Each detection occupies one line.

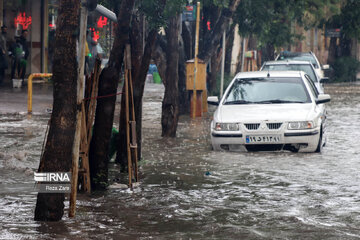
left=139, top=0, right=187, bottom=30
left=327, top=0, right=360, bottom=39
left=201, top=0, right=230, bottom=8
left=234, top=0, right=339, bottom=48
left=139, top=0, right=232, bottom=30
left=331, top=56, right=360, bottom=82
left=209, top=72, right=234, bottom=97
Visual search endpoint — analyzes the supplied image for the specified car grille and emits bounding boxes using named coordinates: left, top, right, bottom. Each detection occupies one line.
left=244, top=123, right=260, bottom=130
left=266, top=123, right=282, bottom=130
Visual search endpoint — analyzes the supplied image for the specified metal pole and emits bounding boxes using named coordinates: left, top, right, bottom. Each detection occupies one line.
left=241, top=38, right=246, bottom=72
left=69, top=1, right=88, bottom=218
left=192, top=2, right=200, bottom=118
left=220, top=30, right=226, bottom=98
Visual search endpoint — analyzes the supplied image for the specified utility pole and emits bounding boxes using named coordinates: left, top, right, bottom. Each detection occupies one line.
left=241, top=38, right=246, bottom=72
left=192, top=1, right=200, bottom=118
left=220, top=30, right=226, bottom=98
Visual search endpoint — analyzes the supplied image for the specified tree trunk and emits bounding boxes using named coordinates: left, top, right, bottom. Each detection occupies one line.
left=115, top=16, right=158, bottom=169
left=340, top=35, right=352, bottom=57
left=225, top=26, right=235, bottom=74
left=132, top=27, right=157, bottom=162
left=208, top=49, right=223, bottom=94
left=34, top=0, right=79, bottom=221
left=327, top=37, right=337, bottom=64
left=152, top=36, right=167, bottom=83
left=162, top=15, right=180, bottom=137
left=264, top=42, right=275, bottom=61
left=89, top=0, right=135, bottom=190
left=182, top=22, right=193, bottom=60
left=178, top=38, right=188, bottom=115
left=178, top=21, right=193, bottom=115
left=198, top=0, right=241, bottom=63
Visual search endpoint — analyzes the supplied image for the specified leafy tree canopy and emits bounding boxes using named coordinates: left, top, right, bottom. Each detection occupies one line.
left=327, top=0, right=360, bottom=39
left=234, top=0, right=339, bottom=48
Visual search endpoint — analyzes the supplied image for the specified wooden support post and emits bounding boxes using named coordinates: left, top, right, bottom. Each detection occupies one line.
left=190, top=91, right=203, bottom=117
left=202, top=90, right=208, bottom=113
left=125, top=70, right=132, bottom=188
left=124, top=44, right=139, bottom=186
left=69, top=1, right=88, bottom=218
left=124, top=45, right=133, bottom=188
left=79, top=102, right=91, bottom=192
left=128, top=75, right=139, bottom=182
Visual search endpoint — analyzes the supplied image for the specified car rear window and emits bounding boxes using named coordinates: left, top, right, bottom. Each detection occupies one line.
left=224, top=77, right=311, bottom=104
left=278, top=55, right=319, bottom=68
left=262, top=64, right=317, bottom=83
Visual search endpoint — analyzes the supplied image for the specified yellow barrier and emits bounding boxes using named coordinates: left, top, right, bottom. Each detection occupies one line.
left=27, top=73, right=52, bottom=114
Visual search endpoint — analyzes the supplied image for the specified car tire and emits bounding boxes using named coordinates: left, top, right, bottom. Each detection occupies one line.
left=315, top=126, right=323, bottom=153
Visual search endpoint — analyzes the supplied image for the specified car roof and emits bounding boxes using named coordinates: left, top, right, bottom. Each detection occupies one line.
left=234, top=71, right=304, bottom=79
left=278, top=51, right=314, bottom=57
left=263, top=60, right=313, bottom=65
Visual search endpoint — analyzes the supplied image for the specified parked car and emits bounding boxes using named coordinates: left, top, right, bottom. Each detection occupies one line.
left=208, top=71, right=330, bottom=153
left=260, top=60, right=328, bottom=93
left=276, top=51, right=329, bottom=78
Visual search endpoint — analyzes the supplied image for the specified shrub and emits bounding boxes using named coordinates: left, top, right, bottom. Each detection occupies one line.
left=209, top=73, right=234, bottom=97
left=331, top=56, right=360, bottom=82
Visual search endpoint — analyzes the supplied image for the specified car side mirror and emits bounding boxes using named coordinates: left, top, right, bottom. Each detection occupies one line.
left=207, top=96, right=219, bottom=106
left=322, top=64, right=330, bottom=70
left=320, top=77, right=329, bottom=83
left=316, top=94, right=331, bottom=104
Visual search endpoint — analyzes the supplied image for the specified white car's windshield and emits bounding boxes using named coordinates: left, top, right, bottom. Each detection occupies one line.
left=262, top=64, right=317, bottom=83
left=224, top=77, right=311, bottom=104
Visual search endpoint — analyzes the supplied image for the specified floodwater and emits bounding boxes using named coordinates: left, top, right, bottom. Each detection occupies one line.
left=0, top=83, right=360, bottom=239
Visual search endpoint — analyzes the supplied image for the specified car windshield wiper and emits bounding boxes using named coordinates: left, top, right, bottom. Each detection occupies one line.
left=224, top=100, right=254, bottom=105
left=257, top=99, right=306, bottom=104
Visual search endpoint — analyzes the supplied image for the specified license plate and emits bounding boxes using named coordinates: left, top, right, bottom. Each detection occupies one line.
left=246, top=135, right=281, bottom=144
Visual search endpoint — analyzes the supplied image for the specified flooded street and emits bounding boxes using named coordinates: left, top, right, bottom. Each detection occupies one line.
left=1, top=83, right=360, bottom=239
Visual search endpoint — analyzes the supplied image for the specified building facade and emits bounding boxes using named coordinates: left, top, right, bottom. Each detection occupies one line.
left=0, top=0, right=60, bottom=78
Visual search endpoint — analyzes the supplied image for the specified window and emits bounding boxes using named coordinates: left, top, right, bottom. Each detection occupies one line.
left=262, top=64, right=317, bottom=83
left=304, top=75, right=319, bottom=98
left=224, top=77, right=311, bottom=104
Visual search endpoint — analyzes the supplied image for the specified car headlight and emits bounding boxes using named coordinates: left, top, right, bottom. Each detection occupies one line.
left=215, top=123, right=239, bottom=131
left=287, top=121, right=315, bottom=130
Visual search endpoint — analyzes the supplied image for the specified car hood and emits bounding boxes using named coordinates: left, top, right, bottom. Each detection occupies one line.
left=215, top=103, right=316, bottom=122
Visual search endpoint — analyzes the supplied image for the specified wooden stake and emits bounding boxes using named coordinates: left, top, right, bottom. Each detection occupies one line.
left=128, top=71, right=138, bottom=182
left=125, top=69, right=132, bottom=188
left=124, top=44, right=133, bottom=188
left=69, top=2, right=88, bottom=218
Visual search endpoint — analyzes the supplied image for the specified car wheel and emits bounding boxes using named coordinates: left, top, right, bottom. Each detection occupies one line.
left=315, top=126, right=323, bottom=153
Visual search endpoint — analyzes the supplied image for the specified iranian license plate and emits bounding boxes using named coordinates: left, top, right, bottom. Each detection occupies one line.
left=246, top=135, right=281, bottom=144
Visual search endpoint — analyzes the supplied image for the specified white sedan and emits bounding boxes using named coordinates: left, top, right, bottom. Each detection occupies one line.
left=260, top=60, right=328, bottom=93
left=208, top=71, right=331, bottom=153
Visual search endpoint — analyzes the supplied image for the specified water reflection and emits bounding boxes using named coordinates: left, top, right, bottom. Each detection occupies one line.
left=0, top=83, right=360, bottom=239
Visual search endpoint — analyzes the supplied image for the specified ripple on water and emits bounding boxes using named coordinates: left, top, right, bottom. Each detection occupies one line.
left=1, top=84, right=360, bottom=239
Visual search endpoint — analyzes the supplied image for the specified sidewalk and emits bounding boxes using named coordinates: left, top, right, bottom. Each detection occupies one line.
left=0, top=82, right=53, bottom=114
left=0, top=80, right=164, bottom=115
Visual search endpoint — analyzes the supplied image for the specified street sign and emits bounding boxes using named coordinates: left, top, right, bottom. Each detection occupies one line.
left=182, top=5, right=196, bottom=22
left=325, top=28, right=341, bottom=38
